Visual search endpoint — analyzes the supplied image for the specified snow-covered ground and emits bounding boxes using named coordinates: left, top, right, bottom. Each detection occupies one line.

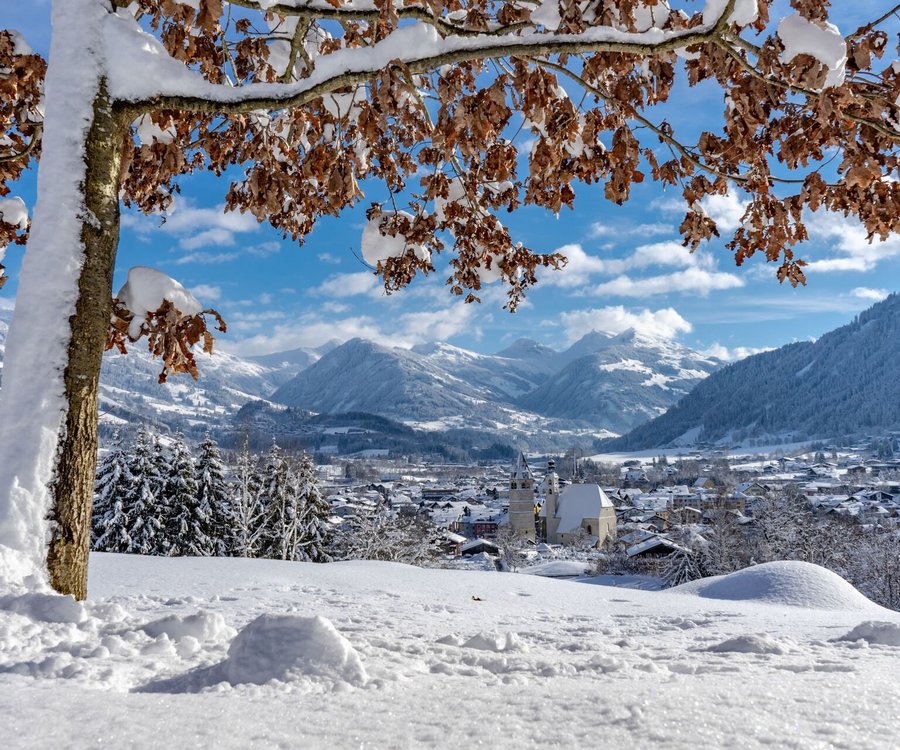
left=2, top=555, right=900, bottom=748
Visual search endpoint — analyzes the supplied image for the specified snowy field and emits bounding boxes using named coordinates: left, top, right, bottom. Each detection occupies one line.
left=3, top=555, right=900, bottom=749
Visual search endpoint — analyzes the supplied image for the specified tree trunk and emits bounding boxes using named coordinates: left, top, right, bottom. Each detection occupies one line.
left=45, top=85, right=126, bottom=599
left=0, top=0, right=126, bottom=600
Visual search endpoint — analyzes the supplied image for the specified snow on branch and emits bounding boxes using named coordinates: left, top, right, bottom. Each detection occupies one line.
left=107, top=267, right=226, bottom=383
left=105, top=0, right=742, bottom=112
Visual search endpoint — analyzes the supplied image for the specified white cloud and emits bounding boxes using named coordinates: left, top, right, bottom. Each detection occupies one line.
left=179, top=227, right=236, bottom=251
left=850, top=287, right=890, bottom=303
left=650, top=191, right=748, bottom=234
left=318, top=252, right=343, bottom=264
left=542, top=240, right=709, bottom=289
left=246, top=241, right=281, bottom=258
left=541, top=244, right=607, bottom=288
left=226, top=310, right=287, bottom=334
left=122, top=199, right=261, bottom=258
left=395, top=304, right=477, bottom=344
left=588, top=221, right=675, bottom=239
left=558, top=306, right=692, bottom=344
left=805, top=211, right=900, bottom=273
left=258, top=292, right=273, bottom=305
left=189, top=284, right=221, bottom=303
left=594, top=267, right=744, bottom=297
left=0, top=296, right=14, bottom=311
left=225, top=301, right=477, bottom=356
left=701, top=192, right=747, bottom=232
left=315, top=271, right=380, bottom=298
left=627, top=241, right=703, bottom=270
left=173, top=251, right=240, bottom=265
left=700, top=343, right=774, bottom=362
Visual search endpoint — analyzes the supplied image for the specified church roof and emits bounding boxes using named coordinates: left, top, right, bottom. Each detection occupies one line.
left=554, top=484, right=613, bottom=534
left=511, top=451, right=533, bottom=481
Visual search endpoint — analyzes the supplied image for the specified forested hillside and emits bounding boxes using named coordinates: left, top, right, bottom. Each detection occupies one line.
left=605, top=294, right=900, bottom=449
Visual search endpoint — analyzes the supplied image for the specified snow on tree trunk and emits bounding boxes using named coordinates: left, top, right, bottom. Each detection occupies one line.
left=0, top=0, right=126, bottom=598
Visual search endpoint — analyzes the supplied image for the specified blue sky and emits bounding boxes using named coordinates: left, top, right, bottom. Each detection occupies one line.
left=2, top=1, right=899, bottom=359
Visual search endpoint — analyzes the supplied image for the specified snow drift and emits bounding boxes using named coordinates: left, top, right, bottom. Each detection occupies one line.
left=672, top=561, right=879, bottom=611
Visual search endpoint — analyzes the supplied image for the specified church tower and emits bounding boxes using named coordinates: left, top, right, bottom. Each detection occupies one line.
left=544, top=459, right=561, bottom=544
left=508, top=451, right=535, bottom=541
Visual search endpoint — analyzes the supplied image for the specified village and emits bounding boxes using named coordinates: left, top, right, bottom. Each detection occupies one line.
left=316, top=439, right=900, bottom=582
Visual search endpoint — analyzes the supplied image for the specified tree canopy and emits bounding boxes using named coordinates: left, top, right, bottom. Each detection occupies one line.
left=3, top=0, right=899, bottom=311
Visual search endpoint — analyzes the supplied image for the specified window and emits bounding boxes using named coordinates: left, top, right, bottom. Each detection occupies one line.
left=586, top=524, right=592, bottom=535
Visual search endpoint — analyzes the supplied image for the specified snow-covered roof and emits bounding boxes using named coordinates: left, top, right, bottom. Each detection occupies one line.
left=511, top=451, right=532, bottom=481
left=554, top=484, right=613, bottom=535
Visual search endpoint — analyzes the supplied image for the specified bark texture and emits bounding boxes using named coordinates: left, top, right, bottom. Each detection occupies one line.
left=46, top=83, right=125, bottom=600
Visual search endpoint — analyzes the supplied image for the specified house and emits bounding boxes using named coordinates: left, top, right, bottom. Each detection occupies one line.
left=544, top=464, right=617, bottom=548
left=460, top=538, right=501, bottom=556
left=670, top=506, right=702, bottom=525
left=626, top=536, right=686, bottom=558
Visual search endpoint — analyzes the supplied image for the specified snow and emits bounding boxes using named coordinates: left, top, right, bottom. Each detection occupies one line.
left=777, top=13, right=847, bottom=89
left=133, top=113, right=176, bottom=145
left=703, top=0, right=759, bottom=27
left=0, top=197, right=29, bottom=229
left=837, top=621, right=900, bottom=647
left=101, top=5, right=729, bottom=107
left=673, top=561, right=878, bottom=611
left=117, top=267, right=203, bottom=337
left=1, top=553, right=900, bottom=747
left=360, top=211, right=428, bottom=266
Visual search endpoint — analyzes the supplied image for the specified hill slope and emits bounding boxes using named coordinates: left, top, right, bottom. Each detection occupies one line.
left=0, top=554, right=896, bottom=749
left=605, top=293, right=900, bottom=449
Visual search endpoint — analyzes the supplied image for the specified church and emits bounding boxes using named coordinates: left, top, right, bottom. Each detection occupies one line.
left=508, top=452, right=617, bottom=548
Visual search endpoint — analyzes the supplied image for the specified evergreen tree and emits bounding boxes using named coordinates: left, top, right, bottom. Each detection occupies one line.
left=291, top=453, right=332, bottom=563
left=257, top=442, right=295, bottom=560
left=165, top=432, right=207, bottom=556
left=124, top=425, right=165, bottom=555
left=229, top=440, right=265, bottom=558
left=195, top=432, right=231, bottom=556
left=91, top=432, right=133, bottom=553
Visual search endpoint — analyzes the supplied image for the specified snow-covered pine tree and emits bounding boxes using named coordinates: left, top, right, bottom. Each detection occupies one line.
left=663, top=547, right=703, bottom=588
left=91, top=431, right=133, bottom=553
left=257, top=442, right=295, bottom=561
left=164, top=433, right=207, bottom=557
left=229, top=440, right=265, bottom=558
left=292, top=453, right=332, bottom=563
left=124, top=425, right=165, bottom=556
left=195, top=432, right=231, bottom=557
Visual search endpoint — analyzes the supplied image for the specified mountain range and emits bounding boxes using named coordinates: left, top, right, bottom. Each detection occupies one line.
left=604, top=293, right=900, bottom=450
left=0, top=307, right=720, bottom=449
left=269, top=330, right=721, bottom=436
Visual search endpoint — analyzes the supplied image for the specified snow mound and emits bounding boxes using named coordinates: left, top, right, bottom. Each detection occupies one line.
left=0, top=593, right=86, bottom=624
left=521, top=560, right=590, bottom=578
left=116, top=266, right=202, bottom=318
left=461, top=632, right=525, bottom=653
left=707, top=634, right=790, bottom=655
left=672, top=562, right=876, bottom=611
left=836, top=621, right=900, bottom=647
left=221, top=614, right=366, bottom=687
left=140, top=611, right=234, bottom=643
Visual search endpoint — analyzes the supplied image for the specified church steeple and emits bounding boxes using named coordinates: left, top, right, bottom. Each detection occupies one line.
left=508, top=451, right=535, bottom=541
